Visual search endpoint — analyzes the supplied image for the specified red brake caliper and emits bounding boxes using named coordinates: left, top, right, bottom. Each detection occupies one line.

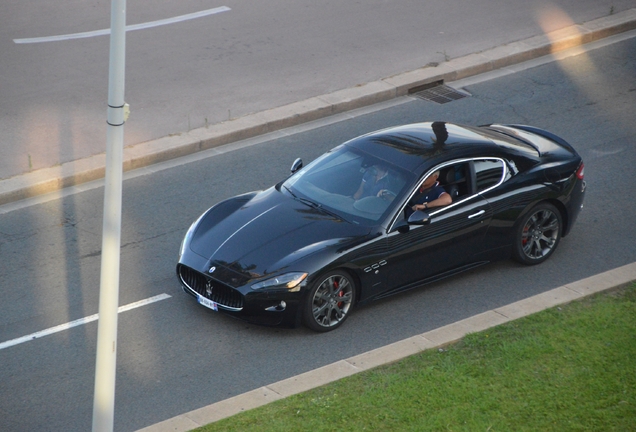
left=334, top=279, right=343, bottom=307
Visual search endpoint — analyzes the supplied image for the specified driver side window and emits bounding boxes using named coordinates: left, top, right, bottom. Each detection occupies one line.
left=404, top=167, right=456, bottom=220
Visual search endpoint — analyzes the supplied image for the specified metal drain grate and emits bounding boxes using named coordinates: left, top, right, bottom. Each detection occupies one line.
left=410, top=84, right=470, bottom=104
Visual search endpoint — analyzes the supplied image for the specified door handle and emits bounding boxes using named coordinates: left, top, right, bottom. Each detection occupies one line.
left=468, top=209, right=486, bottom=219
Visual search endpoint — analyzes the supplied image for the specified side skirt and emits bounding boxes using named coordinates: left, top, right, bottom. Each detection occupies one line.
left=365, top=261, right=490, bottom=303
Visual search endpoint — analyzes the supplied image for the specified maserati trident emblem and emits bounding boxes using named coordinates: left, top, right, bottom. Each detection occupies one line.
left=208, top=266, right=216, bottom=274
left=205, top=280, right=213, bottom=297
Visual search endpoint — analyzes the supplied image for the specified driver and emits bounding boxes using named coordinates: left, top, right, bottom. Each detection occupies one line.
left=410, top=170, right=452, bottom=212
left=353, top=164, right=392, bottom=200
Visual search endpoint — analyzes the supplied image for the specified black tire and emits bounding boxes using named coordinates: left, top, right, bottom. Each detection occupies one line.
left=513, top=203, right=562, bottom=265
left=303, top=270, right=355, bottom=332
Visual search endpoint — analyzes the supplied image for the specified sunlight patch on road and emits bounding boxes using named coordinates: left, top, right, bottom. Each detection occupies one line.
left=535, top=4, right=578, bottom=41
left=535, top=5, right=618, bottom=128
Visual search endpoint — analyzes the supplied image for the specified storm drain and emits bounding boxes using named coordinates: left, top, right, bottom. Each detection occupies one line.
left=409, top=82, right=470, bottom=104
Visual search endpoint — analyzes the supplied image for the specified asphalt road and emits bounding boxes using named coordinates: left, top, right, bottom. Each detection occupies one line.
left=1, top=36, right=635, bottom=432
left=1, top=1, right=634, bottom=179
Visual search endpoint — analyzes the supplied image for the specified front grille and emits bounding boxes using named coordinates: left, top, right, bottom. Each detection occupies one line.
left=178, top=264, right=244, bottom=311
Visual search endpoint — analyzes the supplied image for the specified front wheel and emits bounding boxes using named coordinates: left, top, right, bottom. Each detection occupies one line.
left=513, top=203, right=562, bottom=265
left=303, top=270, right=355, bottom=332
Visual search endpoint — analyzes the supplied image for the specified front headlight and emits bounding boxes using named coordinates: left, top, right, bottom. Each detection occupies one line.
left=251, top=272, right=308, bottom=292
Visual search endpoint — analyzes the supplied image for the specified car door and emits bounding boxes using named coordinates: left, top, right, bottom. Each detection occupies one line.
left=472, top=157, right=532, bottom=254
left=370, top=160, right=495, bottom=298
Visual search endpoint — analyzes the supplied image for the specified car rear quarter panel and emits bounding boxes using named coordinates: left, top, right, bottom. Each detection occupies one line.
left=477, top=170, right=556, bottom=254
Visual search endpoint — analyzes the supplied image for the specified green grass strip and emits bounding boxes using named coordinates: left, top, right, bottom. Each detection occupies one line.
left=198, top=285, right=636, bottom=431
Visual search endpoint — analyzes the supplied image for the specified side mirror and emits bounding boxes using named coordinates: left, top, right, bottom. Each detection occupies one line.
left=407, top=210, right=431, bottom=225
left=393, top=219, right=410, bottom=233
left=290, top=158, right=303, bottom=174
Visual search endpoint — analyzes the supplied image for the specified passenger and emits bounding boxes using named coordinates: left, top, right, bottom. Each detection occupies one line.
left=410, top=170, right=452, bottom=212
left=353, top=165, right=391, bottom=200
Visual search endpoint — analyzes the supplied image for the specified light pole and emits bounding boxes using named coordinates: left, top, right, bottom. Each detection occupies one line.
left=92, top=0, right=127, bottom=430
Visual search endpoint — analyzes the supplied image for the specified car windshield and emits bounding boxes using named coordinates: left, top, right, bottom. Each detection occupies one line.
left=281, top=146, right=414, bottom=226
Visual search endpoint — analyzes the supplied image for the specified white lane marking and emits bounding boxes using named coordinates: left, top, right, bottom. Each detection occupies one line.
left=0, top=293, right=171, bottom=351
left=13, top=6, right=230, bottom=44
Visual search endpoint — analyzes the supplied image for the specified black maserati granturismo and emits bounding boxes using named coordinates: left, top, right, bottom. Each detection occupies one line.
left=177, top=122, right=586, bottom=332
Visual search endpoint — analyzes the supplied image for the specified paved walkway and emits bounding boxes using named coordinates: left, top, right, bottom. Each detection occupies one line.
left=1, top=9, right=635, bottom=206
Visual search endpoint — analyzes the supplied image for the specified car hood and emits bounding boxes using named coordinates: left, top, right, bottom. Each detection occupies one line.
left=188, top=187, right=370, bottom=285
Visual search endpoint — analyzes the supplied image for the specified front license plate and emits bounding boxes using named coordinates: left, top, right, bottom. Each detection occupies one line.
left=197, top=295, right=218, bottom=311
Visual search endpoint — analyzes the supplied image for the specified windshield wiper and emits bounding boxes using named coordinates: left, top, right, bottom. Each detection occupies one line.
left=301, top=197, right=345, bottom=220
left=284, top=187, right=347, bottom=222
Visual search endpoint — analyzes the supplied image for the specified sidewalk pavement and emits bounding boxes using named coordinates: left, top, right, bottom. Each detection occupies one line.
left=1, top=8, right=635, bottom=207
left=137, top=262, right=636, bottom=432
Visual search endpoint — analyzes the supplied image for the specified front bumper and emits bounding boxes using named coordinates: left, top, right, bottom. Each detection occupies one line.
left=177, top=264, right=303, bottom=327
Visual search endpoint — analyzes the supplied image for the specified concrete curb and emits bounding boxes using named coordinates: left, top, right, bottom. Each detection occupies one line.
left=137, top=262, right=636, bottom=432
left=2, top=8, right=635, bottom=206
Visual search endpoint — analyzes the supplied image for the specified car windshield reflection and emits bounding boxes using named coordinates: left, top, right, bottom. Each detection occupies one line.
left=282, top=146, right=413, bottom=225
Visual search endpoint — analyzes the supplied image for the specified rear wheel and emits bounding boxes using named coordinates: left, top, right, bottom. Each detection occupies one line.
left=513, top=203, right=562, bottom=265
left=303, top=270, right=355, bottom=332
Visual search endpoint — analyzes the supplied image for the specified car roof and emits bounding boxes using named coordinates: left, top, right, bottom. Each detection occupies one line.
left=344, top=122, right=505, bottom=173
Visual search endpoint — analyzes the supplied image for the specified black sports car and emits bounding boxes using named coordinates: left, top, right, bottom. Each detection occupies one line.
left=177, top=122, right=585, bottom=332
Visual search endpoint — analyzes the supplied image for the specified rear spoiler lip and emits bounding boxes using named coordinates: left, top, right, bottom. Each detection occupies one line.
left=502, top=124, right=576, bottom=153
